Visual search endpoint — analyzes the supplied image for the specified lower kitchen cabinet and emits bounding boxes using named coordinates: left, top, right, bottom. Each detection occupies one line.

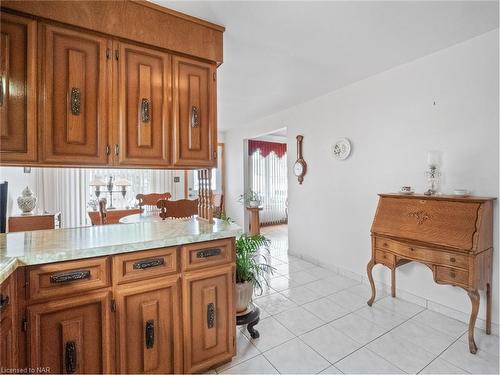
left=115, top=276, right=182, bottom=373
left=182, top=265, right=235, bottom=373
left=27, top=290, right=114, bottom=374
left=0, top=315, right=15, bottom=368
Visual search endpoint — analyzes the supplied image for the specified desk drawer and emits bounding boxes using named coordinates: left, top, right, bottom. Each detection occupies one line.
left=375, top=238, right=469, bottom=269
left=181, top=238, right=234, bottom=271
left=375, top=249, right=395, bottom=267
left=435, top=266, right=469, bottom=287
left=29, top=257, right=110, bottom=301
left=112, top=247, right=178, bottom=284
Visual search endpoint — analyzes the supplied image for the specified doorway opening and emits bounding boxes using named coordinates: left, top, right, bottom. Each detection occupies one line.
left=247, top=128, right=288, bottom=259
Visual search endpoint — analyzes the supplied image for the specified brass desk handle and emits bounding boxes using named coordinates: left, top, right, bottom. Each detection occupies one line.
left=0, top=294, right=9, bottom=311
left=50, top=270, right=90, bottom=284
left=450, top=257, right=456, bottom=263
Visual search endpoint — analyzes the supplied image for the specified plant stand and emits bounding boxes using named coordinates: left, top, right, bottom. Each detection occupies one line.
left=236, top=303, right=260, bottom=339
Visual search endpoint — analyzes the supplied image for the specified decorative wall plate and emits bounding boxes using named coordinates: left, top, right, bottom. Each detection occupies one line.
left=332, top=138, right=351, bottom=160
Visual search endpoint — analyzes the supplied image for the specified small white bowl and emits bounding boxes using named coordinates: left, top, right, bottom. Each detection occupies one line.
left=454, top=189, right=470, bottom=197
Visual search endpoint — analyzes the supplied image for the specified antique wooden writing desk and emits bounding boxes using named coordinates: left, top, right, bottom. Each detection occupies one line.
left=367, top=193, right=495, bottom=354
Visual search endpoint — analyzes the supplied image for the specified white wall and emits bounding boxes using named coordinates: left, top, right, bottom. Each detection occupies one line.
left=0, top=167, right=36, bottom=217
left=223, top=30, right=499, bottom=325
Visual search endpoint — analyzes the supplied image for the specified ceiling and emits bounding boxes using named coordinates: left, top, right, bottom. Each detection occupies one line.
left=155, top=1, right=499, bottom=130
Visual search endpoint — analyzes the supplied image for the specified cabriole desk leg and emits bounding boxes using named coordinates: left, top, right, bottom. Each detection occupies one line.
left=367, top=260, right=376, bottom=306
left=467, top=289, right=480, bottom=354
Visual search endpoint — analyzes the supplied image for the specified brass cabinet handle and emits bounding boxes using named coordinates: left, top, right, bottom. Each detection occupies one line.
left=141, top=98, right=151, bottom=122
left=207, top=302, right=215, bottom=328
left=197, top=248, right=221, bottom=258
left=115, top=144, right=119, bottom=156
left=106, top=145, right=110, bottom=156
left=50, top=270, right=90, bottom=284
left=450, top=257, right=456, bottom=263
left=70, top=87, right=81, bottom=115
left=133, top=258, right=164, bottom=270
left=191, top=105, right=199, bottom=128
left=145, top=320, right=155, bottom=349
left=65, top=341, right=77, bottom=374
left=0, top=293, right=9, bottom=311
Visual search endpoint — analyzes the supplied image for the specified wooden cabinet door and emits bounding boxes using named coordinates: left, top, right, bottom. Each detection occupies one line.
left=0, top=314, right=15, bottom=369
left=27, top=290, right=113, bottom=373
left=172, top=56, right=216, bottom=168
left=0, top=13, right=37, bottom=163
left=41, top=23, right=110, bottom=165
left=115, top=276, right=182, bottom=373
left=116, top=42, right=171, bottom=166
left=182, top=265, right=235, bottom=373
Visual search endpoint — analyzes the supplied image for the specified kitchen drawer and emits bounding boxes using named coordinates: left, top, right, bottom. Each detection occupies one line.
left=0, top=273, right=14, bottom=320
left=28, top=257, right=110, bottom=301
left=181, top=238, right=234, bottom=271
left=375, top=249, right=395, bottom=267
left=112, top=247, right=178, bottom=284
left=434, top=266, right=469, bottom=287
left=375, top=237, right=469, bottom=269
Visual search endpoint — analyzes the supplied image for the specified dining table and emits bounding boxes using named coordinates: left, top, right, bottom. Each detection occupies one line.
left=119, top=210, right=194, bottom=224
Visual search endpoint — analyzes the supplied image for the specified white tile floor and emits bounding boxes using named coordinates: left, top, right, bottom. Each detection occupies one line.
left=218, top=225, right=500, bottom=374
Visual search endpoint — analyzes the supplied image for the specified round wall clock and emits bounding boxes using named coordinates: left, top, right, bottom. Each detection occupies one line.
left=333, top=138, right=351, bottom=160
left=294, top=135, right=307, bottom=184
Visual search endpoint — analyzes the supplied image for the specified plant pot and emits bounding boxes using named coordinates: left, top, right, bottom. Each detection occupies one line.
left=249, top=200, right=260, bottom=208
left=235, top=281, right=253, bottom=313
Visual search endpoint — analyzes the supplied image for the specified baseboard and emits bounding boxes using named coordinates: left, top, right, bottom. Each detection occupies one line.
left=289, top=250, right=499, bottom=336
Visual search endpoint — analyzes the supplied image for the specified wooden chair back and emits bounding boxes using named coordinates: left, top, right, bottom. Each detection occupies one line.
left=98, top=198, right=107, bottom=225
left=157, top=199, right=199, bottom=220
left=213, top=193, right=224, bottom=218
left=136, top=192, right=172, bottom=211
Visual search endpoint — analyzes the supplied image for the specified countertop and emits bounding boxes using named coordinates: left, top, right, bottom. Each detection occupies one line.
left=0, top=218, right=242, bottom=283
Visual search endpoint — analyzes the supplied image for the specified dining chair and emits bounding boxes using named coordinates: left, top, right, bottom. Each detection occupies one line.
left=213, top=193, right=224, bottom=218
left=98, top=198, right=108, bottom=225
left=156, top=199, right=199, bottom=220
left=136, top=192, right=172, bottom=212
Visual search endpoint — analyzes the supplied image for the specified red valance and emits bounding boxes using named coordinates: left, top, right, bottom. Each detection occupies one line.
left=248, top=140, right=287, bottom=158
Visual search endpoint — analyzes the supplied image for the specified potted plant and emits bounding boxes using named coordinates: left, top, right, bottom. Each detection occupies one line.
left=238, top=190, right=262, bottom=208
left=235, top=234, right=274, bottom=313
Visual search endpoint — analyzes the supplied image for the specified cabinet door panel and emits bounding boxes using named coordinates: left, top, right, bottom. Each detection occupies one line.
left=115, top=277, right=181, bottom=373
left=0, top=13, right=37, bottom=163
left=183, top=265, right=235, bottom=373
left=41, top=24, right=109, bottom=165
left=27, top=291, right=113, bottom=373
left=117, top=42, right=170, bottom=166
left=173, top=56, right=216, bottom=167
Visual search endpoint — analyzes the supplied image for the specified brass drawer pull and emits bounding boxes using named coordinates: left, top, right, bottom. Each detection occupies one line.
left=133, top=258, right=165, bottom=270
left=65, top=341, right=77, bottom=374
left=382, top=254, right=387, bottom=259
left=0, top=294, right=9, bottom=311
left=409, top=247, right=415, bottom=251
left=383, top=243, right=388, bottom=247
left=197, top=248, right=221, bottom=258
left=145, top=320, right=155, bottom=349
left=450, top=257, right=456, bottom=263
left=50, top=270, right=91, bottom=284
left=207, top=302, right=215, bottom=328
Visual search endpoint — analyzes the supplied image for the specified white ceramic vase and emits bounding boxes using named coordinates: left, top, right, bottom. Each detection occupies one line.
left=17, top=186, right=37, bottom=215
left=249, top=200, right=260, bottom=208
left=235, top=281, right=253, bottom=313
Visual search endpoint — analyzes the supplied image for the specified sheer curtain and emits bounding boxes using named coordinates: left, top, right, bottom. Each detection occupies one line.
left=34, top=168, right=185, bottom=228
left=248, top=141, right=288, bottom=225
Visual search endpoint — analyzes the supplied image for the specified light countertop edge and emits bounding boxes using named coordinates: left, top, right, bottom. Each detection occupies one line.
left=0, top=218, right=243, bottom=284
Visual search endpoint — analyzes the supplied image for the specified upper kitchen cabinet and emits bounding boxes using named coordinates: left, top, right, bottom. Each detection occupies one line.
left=40, top=23, right=110, bottom=165
left=0, top=13, right=37, bottom=163
left=115, top=42, right=171, bottom=167
left=173, top=56, right=217, bottom=168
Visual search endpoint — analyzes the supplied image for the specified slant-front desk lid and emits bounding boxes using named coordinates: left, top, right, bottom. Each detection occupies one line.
left=372, top=193, right=496, bottom=252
